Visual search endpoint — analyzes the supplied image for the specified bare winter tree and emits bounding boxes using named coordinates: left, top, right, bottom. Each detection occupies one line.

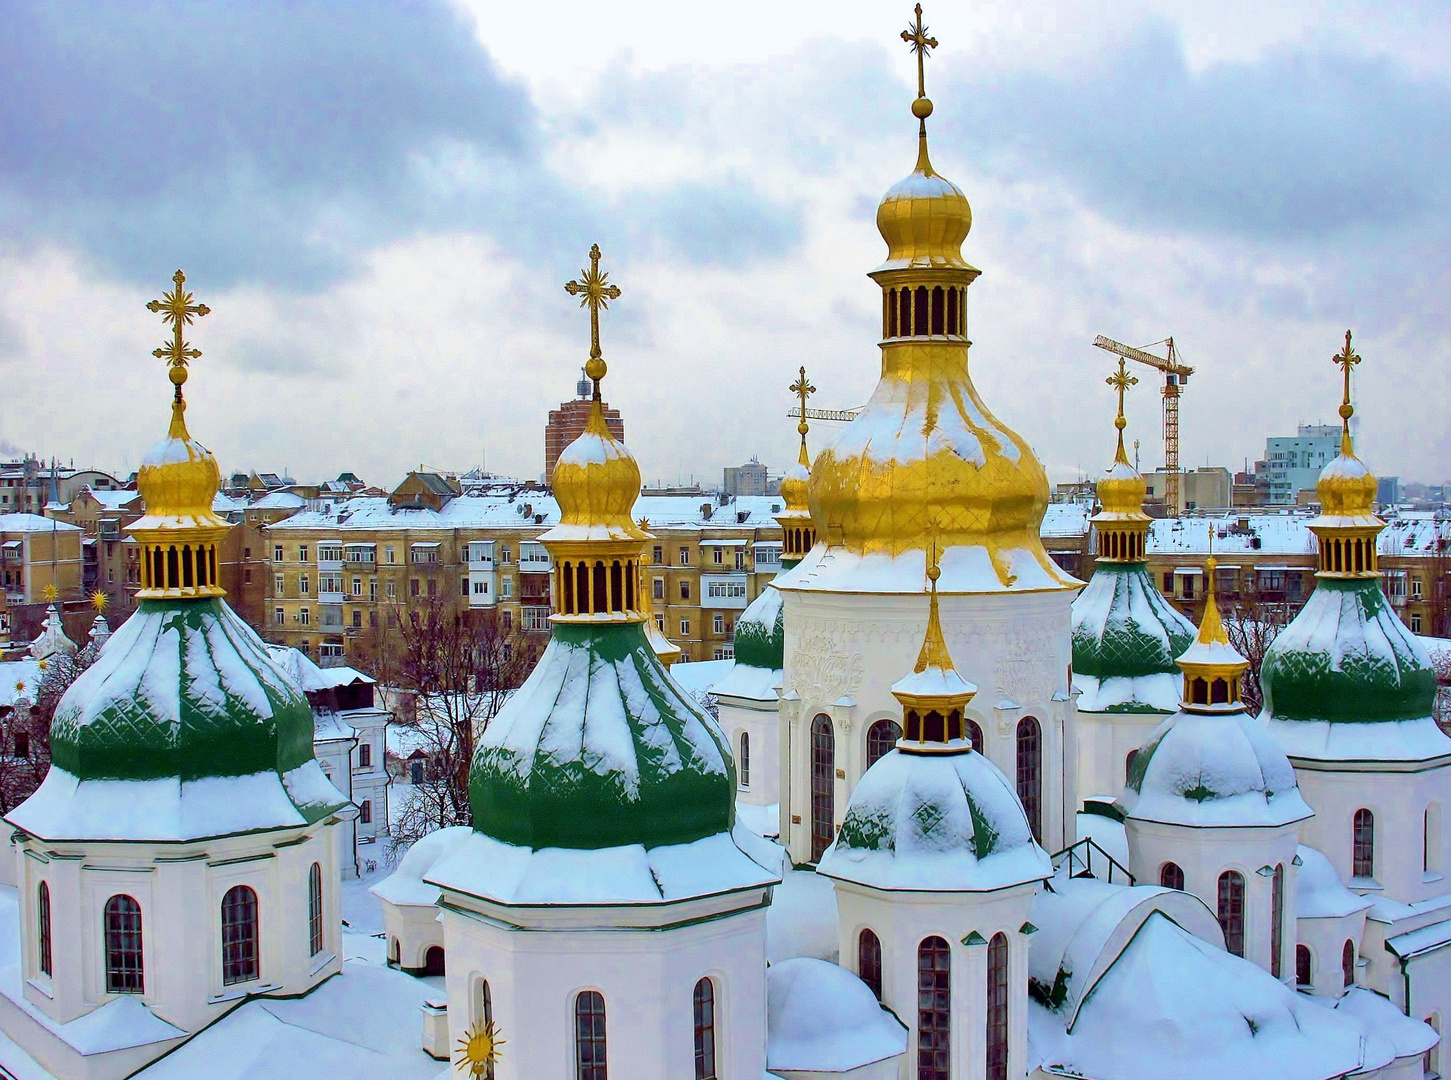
left=1221, top=584, right=1295, bottom=714
left=361, top=596, right=542, bottom=850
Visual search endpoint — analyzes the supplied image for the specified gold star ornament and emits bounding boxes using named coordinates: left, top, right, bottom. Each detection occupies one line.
left=42, top=584, right=58, bottom=603
left=454, top=1019, right=504, bottom=1077
left=90, top=590, right=109, bottom=614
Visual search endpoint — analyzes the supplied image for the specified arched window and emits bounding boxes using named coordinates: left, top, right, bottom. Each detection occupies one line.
left=987, top=931, right=1010, bottom=1080
left=739, top=732, right=750, bottom=788
left=308, top=863, right=324, bottom=957
left=1425, top=1014, right=1441, bottom=1078
left=858, top=928, right=883, bottom=1000
left=886, top=289, right=898, bottom=337
left=1427, top=803, right=1443, bottom=873
left=1126, top=749, right=1140, bottom=785
left=475, top=979, right=495, bottom=1080
left=1271, top=863, right=1284, bottom=979
left=575, top=990, right=607, bottom=1080
left=914, top=287, right=929, bottom=336
left=1159, top=862, right=1184, bottom=890
left=424, top=946, right=446, bottom=976
left=1353, top=809, right=1374, bottom=879
left=592, top=561, right=607, bottom=613
left=965, top=718, right=983, bottom=754
left=931, top=286, right=945, bottom=334
left=918, top=936, right=951, bottom=1080
left=1016, top=717, right=1042, bottom=842
left=866, top=718, right=901, bottom=768
left=222, top=885, right=259, bottom=985
left=104, top=894, right=144, bottom=994
left=1217, top=871, right=1245, bottom=957
left=693, top=978, right=717, bottom=1080
left=810, top=715, right=835, bottom=861
left=899, top=287, right=912, bottom=337
left=1296, top=944, right=1312, bottom=986
left=1342, top=940, right=1355, bottom=988
left=37, top=881, right=51, bottom=977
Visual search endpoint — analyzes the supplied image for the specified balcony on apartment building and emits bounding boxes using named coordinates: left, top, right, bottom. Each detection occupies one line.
left=518, top=542, right=551, bottom=574
left=317, top=542, right=344, bottom=572
left=343, top=542, right=377, bottom=567
left=466, top=541, right=495, bottom=572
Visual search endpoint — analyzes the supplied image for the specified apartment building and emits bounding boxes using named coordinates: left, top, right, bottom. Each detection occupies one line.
left=260, top=480, right=788, bottom=665
left=0, top=515, right=83, bottom=606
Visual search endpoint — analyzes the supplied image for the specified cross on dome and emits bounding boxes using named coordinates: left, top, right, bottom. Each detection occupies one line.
left=564, top=243, right=622, bottom=394
left=789, top=365, right=815, bottom=456
left=1331, top=329, right=1361, bottom=453
left=147, top=269, right=210, bottom=403
left=901, top=4, right=938, bottom=106
left=1106, top=358, right=1138, bottom=464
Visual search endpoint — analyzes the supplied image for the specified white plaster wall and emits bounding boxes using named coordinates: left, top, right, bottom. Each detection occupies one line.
left=1124, top=818, right=1299, bottom=978
left=833, top=880, right=1038, bottom=1080
left=438, top=903, right=768, bottom=1080
left=1292, top=762, right=1450, bottom=904
left=780, top=590, right=1078, bottom=863
left=720, top=696, right=778, bottom=808
left=379, top=897, right=444, bottom=972
left=12, top=820, right=341, bottom=1034
left=1295, top=912, right=1368, bottom=999
left=1075, top=709, right=1169, bottom=804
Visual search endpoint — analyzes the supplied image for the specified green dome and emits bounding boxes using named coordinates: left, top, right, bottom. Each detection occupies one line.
left=1262, top=577, right=1437, bottom=724
left=50, top=598, right=320, bottom=784
left=470, top=620, right=736, bottom=851
left=733, top=586, right=784, bottom=670
left=1072, top=562, right=1195, bottom=681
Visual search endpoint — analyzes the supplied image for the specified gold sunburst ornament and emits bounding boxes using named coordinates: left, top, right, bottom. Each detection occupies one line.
left=454, top=1019, right=504, bottom=1077
left=42, top=584, right=58, bottom=603
left=90, top=590, right=109, bottom=614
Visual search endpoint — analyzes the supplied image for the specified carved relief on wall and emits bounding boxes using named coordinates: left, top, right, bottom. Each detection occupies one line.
left=787, top=619, right=864, bottom=709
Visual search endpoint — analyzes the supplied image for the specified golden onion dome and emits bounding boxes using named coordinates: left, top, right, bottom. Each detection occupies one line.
left=875, top=132, right=975, bottom=273
left=779, top=463, right=810, bottom=514
left=132, top=402, right=229, bottom=531
left=1097, top=460, right=1148, bottom=520
left=1316, top=451, right=1377, bottom=519
left=549, top=398, right=647, bottom=542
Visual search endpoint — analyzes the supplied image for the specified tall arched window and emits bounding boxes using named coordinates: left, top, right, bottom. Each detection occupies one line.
left=1427, top=803, right=1443, bottom=873
left=693, top=978, right=717, bottom=1080
left=37, top=881, right=51, bottom=977
left=104, top=894, right=144, bottom=994
left=1159, top=862, right=1184, bottom=890
left=866, top=718, right=901, bottom=769
left=858, top=928, right=883, bottom=1000
left=1016, top=717, right=1042, bottom=842
left=1125, top=749, right=1140, bottom=785
left=576, top=990, right=607, bottom=1080
left=474, top=979, right=495, bottom=1080
left=739, top=732, right=750, bottom=788
left=810, top=715, right=835, bottom=861
left=308, top=862, right=324, bottom=957
left=222, top=885, right=259, bottom=985
left=1353, top=809, right=1374, bottom=879
left=965, top=718, right=983, bottom=754
left=917, top=937, right=951, bottom=1080
left=1342, top=940, right=1355, bottom=988
left=1217, top=871, right=1245, bottom=957
left=1296, top=944, right=1312, bottom=987
left=987, top=932, right=1010, bottom=1080
left=1271, top=863, right=1285, bottom=978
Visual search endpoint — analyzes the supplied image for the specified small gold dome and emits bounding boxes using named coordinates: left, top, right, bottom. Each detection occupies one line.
left=1097, top=460, right=1148, bottom=519
left=551, top=399, right=648, bottom=541
left=1316, top=451, right=1377, bottom=518
left=134, top=403, right=228, bottom=528
left=875, top=133, right=975, bottom=273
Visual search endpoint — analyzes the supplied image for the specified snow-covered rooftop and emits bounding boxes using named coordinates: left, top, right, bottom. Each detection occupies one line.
left=765, top=957, right=907, bottom=1076
left=0, top=514, right=81, bottom=533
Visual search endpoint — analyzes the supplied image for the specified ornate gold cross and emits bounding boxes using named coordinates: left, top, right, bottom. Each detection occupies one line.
left=564, top=244, right=621, bottom=391
left=147, top=270, right=209, bottom=400
left=902, top=4, right=938, bottom=100
left=789, top=366, right=816, bottom=428
left=1332, top=329, right=1361, bottom=421
left=1107, top=358, right=1138, bottom=423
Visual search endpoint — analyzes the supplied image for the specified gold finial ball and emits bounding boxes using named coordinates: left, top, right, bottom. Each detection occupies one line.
left=798, top=422, right=809, bottom=436
left=585, top=357, right=607, bottom=382
left=1339, top=402, right=1353, bottom=420
left=926, top=561, right=941, bottom=583
left=1115, top=415, right=1127, bottom=431
left=912, top=96, right=934, bottom=119
left=169, top=365, right=188, bottom=386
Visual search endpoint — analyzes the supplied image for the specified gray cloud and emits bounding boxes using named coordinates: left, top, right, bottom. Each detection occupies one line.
left=0, top=0, right=799, bottom=290
left=940, top=21, right=1451, bottom=242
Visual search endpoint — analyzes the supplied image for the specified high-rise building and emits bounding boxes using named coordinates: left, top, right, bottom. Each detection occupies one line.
left=723, top=457, right=769, bottom=496
left=1264, top=424, right=1341, bottom=504
left=544, top=369, right=623, bottom=484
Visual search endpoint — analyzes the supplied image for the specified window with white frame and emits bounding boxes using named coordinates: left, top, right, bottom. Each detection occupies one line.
left=273, top=545, right=283, bottom=562
left=274, top=574, right=285, bottom=596
left=274, top=606, right=285, bottom=625
left=713, top=613, right=724, bottom=634
left=299, top=574, right=310, bottom=596
left=680, top=618, right=690, bottom=636
left=351, top=577, right=362, bottom=596
left=319, top=572, right=343, bottom=594
left=300, top=607, right=310, bottom=626
left=707, top=580, right=747, bottom=599
left=318, top=544, right=343, bottom=562
left=299, top=545, right=309, bottom=563
left=501, top=577, right=512, bottom=598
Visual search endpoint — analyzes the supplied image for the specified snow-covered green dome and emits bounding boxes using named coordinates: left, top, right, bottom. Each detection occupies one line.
left=469, top=621, right=736, bottom=851
left=1120, top=709, right=1312, bottom=828
left=1072, top=562, right=1196, bottom=713
left=733, top=586, right=783, bottom=670
left=10, top=598, right=346, bottom=842
left=818, top=748, right=1051, bottom=891
left=1262, top=578, right=1437, bottom=725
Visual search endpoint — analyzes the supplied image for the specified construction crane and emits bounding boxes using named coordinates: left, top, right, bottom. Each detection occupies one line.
left=783, top=406, right=863, bottom=423
left=1092, top=335, right=1194, bottom=516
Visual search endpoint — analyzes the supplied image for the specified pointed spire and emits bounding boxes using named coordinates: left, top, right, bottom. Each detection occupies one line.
left=1332, top=329, right=1362, bottom=457
left=1174, top=547, right=1249, bottom=712
left=891, top=542, right=978, bottom=751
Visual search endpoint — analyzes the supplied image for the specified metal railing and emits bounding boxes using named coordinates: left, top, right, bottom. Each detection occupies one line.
left=1050, top=837, right=1135, bottom=886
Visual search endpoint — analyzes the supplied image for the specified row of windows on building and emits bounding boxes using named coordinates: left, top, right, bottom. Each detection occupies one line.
left=272, top=541, right=760, bottom=571
left=38, top=866, right=327, bottom=994
left=854, top=928, right=1012, bottom=1080
left=808, top=715, right=1042, bottom=861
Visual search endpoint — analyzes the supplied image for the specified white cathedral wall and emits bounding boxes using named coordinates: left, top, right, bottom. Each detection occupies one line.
left=1075, top=710, right=1169, bottom=805
left=1124, top=819, right=1298, bottom=978
left=1296, top=912, right=1368, bottom=999
left=719, top=695, right=778, bottom=808
left=833, top=880, right=1038, bottom=1080
left=437, top=900, right=768, bottom=1080
left=1291, top=762, right=1450, bottom=905
left=779, top=589, right=1077, bottom=862
left=12, top=820, right=342, bottom=1034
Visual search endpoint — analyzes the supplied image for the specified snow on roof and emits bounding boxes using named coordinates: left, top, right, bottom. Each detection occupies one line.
left=1074, top=811, right=1129, bottom=867
left=766, top=868, right=839, bottom=965
left=1295, top=846, right=1372, bottom=919
left=84, top=488, right=139, bottom=510
left=249, top=491, right=307, bottom=510
left=0, top=514, right=81, bottom=533
left=0, top=660, right=41, bottom=706
left=1031, top=911, right=1373, bottom=1080
left=132, top=963, right=445, bottom=1080
left=1386, top=918, right=1451, bottom=960
left=426, top=824, right=780, bottom=906
left=1072, top=673, right=1182, bottom=714
left=264, top=645, right=375, bottom=693
left=777, top=540, right=1077, bottom=595
left=667, top=658, right=733, bottom=696
left=766, top=958, right=907, bottom=1075
left=709, top=661, right=781, bottom=703
left=1265, top=714, right=1451, bottom=764
left=371, top=825, right=472, bottom=908
left=1331, top=987, right=1439, bottom=1062
left=1041, top=502, right=1091, bottom=539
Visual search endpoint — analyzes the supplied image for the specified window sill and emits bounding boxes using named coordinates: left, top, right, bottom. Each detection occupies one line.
left=1349, top=876, right=1384, bottom=892
left=309, top=952, right=337, bottom=976
left=25, top=978, right=53, bottom=1000
left=1423, top=871, right=1445, bottom=885
left=208, top=981, right=278, bottom=1004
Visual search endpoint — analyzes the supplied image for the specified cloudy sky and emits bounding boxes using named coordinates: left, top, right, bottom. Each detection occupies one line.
left=1, top=0, right=1448, bottom=489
